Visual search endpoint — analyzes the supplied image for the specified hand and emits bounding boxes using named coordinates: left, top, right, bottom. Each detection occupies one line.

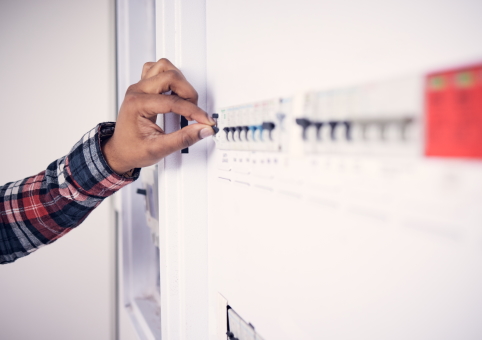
left=102, top=58, right=215, bottom=174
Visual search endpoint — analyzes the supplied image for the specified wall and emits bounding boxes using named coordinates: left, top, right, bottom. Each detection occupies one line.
left=0, top=0, right=117, bottom=339
left=205, top=0, right=482, bottom=339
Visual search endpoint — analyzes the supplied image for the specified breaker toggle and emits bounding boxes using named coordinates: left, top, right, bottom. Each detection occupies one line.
left=262, top=122, right=276, bottom=141
left=295, top=118, right=312, bottom=140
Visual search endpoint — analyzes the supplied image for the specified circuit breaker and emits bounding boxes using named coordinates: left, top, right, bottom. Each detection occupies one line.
left=213, top=75, right=422, bottom=157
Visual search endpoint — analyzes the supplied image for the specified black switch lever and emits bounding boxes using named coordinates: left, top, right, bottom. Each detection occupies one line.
left=242, top=126, right=249, bottom=141
left=262, top=122, right=276, bottom=141
left=327, top=121, right=351, bottom=141
left=136, top=189, right=147, bottom=196
left=180, top=116, right=189, bottom=153
left=313, top=122, right=323, bottom=141
left=229, top=127, right=236, bottom=141
left=329, top=121, right=338, bottom=141
left=343, top=121, right=351, bottom=140
left=223, top=127, right=230, bottom=141
left=236, top=126, right=244, bottom=141
left=295, top=118, right=312, bottom=140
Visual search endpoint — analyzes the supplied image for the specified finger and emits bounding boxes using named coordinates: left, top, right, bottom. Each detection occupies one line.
left=141, top=62, right=155, bottom=80
left=153, top=123, right=215, bottom=156
left=126, top=93, right=214, bottom=125
left=134, top=70, right=198, bottom=104
left=144, top=58, right=181, bottom=79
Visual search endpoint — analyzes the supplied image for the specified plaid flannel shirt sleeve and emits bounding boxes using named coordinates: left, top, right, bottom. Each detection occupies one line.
left=0, top=122, right=140, bottom=264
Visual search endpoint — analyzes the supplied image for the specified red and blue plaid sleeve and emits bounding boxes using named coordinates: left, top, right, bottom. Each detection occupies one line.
left=0, top=122, right=139, bottom=264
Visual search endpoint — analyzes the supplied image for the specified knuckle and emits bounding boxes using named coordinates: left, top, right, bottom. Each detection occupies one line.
left=123, top=92, right=141, bottom=108
left=157, top=58, right=170, bottom=66
left=126, top=84, right=138, bottom=94
left=164, top=69, right=181, bottom=81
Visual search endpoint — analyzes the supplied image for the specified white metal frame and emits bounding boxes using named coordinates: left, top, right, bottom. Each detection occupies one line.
left=117, top=0, right=211, bottom=338
left=156, top=0, right=210, bottom=338
left=116, top=1, right=161, bottom=339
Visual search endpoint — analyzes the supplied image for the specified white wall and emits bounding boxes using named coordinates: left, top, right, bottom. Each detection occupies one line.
left=0, top=1, right=117, bottom=339
left=205, top=1, right=482, bottom=339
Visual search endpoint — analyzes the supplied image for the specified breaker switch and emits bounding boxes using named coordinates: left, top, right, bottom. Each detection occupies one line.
left=262, top=122, right=276, bottom=140
left=223, top=127, right=230, bottom=141
left=242, top=126, right=249, bottom=141
left=329, top=121, right=338, bottom=140
left=295, top=118, right=312, bottom=140
left=313, top=122, right=323, bottom=140
left=229, top=127, right=237, bottom=141
left=400, top=117, right=414, bottom=141
left=236, top=126, right=244, bottom=141
left=343, top=121, right=352, bottom=140
left=249, top=126, right=258, bottom=141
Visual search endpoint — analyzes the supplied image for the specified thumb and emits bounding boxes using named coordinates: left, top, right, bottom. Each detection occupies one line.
left=156, top=123, right=216, bottom=156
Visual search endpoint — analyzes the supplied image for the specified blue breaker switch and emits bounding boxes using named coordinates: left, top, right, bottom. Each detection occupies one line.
left=256, top=125, right=264, bottom=141
left=249, top=126, right=258, bottom=141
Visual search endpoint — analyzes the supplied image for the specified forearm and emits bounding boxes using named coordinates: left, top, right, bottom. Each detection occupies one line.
left=0, top=123, right=139, bottom=264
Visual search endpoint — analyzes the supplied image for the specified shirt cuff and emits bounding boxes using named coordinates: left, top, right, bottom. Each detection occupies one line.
left=67, top=122, right=140, bottom=198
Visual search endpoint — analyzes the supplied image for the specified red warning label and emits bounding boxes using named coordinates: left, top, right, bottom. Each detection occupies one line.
left=425, top=63, right=482, bottom=159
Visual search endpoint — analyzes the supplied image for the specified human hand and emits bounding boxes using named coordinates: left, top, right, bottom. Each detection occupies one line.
left=102, top=58, right=216, bottom=174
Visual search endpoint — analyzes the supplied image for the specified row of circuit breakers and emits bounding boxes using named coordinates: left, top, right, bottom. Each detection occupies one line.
left=212, top=62, right=482, bottom=159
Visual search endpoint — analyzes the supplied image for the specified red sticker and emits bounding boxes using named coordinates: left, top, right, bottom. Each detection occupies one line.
left=425, top=63, right=482, bottom=159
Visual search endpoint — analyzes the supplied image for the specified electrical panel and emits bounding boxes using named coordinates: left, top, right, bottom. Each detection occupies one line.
left=214, top=64, right=482, bottom=160
left=213, top=75, right=422, bottom=157
left=208, top=62, right=482, bottom=340
left=227, top=307, right=265, bottom=340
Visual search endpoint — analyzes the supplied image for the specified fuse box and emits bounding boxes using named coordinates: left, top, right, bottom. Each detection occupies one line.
left=213, top=75, right=423, bottom=158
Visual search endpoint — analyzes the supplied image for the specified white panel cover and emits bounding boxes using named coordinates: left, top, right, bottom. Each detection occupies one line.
left=205, top=1, right=482, bottom=339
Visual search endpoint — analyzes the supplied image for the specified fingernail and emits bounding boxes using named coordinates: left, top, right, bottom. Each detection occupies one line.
left=207, top=115, right=216, bottom=125
left=200, top=127, right=215, bottom=139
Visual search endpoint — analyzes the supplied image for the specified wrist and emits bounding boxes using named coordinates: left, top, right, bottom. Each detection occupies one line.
left=101, top=137, right=133, bottom=175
